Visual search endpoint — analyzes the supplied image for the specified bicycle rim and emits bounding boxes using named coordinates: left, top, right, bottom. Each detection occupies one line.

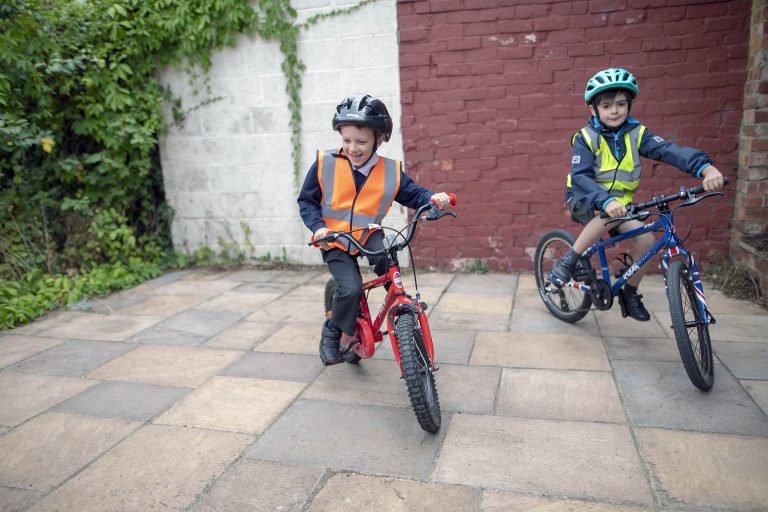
left=667, top=261, right=714, bottom=391
left=534, top=230, right=591, bottom=323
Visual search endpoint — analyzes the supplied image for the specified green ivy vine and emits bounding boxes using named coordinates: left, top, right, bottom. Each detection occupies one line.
left=256, top=0, right=376, bottom=180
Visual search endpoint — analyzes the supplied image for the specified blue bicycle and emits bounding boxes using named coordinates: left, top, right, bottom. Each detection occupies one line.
left=534, top=178, right=729, bottom=390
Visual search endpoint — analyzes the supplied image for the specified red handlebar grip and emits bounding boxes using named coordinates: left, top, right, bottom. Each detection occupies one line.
left=431, top=193, right=458, bottom=207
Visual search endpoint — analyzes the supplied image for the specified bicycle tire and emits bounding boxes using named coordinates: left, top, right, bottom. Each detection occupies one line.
left=323, top=278, right=361, bottom=364
left=667, top=260, right=714, bottom=391
left=534, top=229, right=592, bottom=323
left=395, top=313, right=441, bottom=433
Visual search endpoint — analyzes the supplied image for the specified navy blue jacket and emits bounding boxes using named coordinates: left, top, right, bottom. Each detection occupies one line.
left=298, top=151, right=434, bottom=234
left=569, top=116, right=713, bottom=212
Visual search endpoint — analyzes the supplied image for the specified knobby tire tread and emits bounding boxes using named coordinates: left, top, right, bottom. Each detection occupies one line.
left=396, top=314, right=441, bottom=433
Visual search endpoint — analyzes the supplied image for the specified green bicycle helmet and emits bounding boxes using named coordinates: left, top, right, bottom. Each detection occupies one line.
left=584, top=68, right=639, bottom=104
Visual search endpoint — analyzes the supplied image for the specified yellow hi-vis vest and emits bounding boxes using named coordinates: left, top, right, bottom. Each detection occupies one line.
left=567, top=123, right=646, bottom=206
left=317, top=150, right=401, bottom=255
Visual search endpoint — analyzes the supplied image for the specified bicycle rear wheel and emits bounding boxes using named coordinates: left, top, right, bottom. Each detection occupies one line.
left=667, top=261, right=714, bottom=391
left=534, top=229, right=592, bottom=323
left=395, top=313, right=441, bottom=433
left=323, top=278, right=361, bottom=364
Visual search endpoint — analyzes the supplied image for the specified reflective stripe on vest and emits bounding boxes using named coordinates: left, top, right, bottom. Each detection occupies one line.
left=567, top=124, right=646, bottom=206
left=317, top=150, right=400, bottom=254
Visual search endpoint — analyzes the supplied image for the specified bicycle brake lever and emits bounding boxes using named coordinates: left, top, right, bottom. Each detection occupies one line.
left=679, top=191, right=723, bottom=208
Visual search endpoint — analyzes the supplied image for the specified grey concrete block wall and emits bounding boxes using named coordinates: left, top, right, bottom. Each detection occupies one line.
left=158, top=0, right=408, bottom=265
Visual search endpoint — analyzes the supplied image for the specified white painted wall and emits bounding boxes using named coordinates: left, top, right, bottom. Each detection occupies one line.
left=158, top=0, right=407, bottom=265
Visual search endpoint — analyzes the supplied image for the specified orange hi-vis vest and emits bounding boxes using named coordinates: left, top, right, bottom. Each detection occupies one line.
left=317, top=149, right=401, bottom=255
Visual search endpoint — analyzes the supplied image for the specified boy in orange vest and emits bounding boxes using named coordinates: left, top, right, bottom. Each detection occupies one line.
left=298, top=94, right=451, bottom=365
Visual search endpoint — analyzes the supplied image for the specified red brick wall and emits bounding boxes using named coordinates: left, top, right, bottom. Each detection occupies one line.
left=397, top=0, right=750, bottom=271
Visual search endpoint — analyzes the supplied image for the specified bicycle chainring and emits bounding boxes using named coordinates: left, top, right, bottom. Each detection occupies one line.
left=590, top=279, right=613, bottom=311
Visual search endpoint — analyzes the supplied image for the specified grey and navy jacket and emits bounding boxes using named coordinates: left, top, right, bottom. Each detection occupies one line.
left=567, top=116, right=713, bottom=211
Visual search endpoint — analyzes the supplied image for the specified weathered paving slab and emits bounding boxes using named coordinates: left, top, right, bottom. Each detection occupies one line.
left=37, top=313, right=165, bottom=342
left=433, top=414, right=652, bottom=505
left=307, top=472, right=479, bottom=511
left=446, top=273, right=518, bottom=294
left=637, top=427, right=768, bottom=510
left=155, top=376, right=305, bottom=435
left=471, top=331, right=610, bottom=371
left=598, top=310, right=670, bottom=339
left=9, top=339, right=134, bottom=377
left=28, top=425, right=252, bottom=511
left=481, top=489, right=652, bottom=511
left=87, top=345, right=242, bottom=387
left=743, top=380, right=768, bottom=415
left=0, top=372, right=95, bottom=427
left=247, top=400, right=446, bottom=480
left=603, top=336, right=682, bottom=362
left=497, top=367, right=625, bottom=422
left=713, top=340, right=768, bottom=379
left=220, top=351, right=324, bottom=381
left=509, top=306, right=602, bottom=335
left=202, top=320, right=281, bottom=350
left=190, top=460, right=325, bottom=512
left=52, top=381, right=189, bottom=421
left=254, top=322, right=320, bottom=355
left=613, top=360, right=768, bottom=436
left=130, top=309, right=243, bottom=346
left=0, top=335, right=63, bottom=369
left=0, top=412, right=140, bottom=491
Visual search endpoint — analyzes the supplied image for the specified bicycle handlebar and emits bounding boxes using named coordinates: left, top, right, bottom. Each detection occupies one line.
left=599, top=176, right=729, bottom=220
left=309, top=193, right=458, bottom=256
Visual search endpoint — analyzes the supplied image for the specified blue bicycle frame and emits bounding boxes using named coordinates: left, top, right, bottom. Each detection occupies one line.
left=563, top=212, right=710, bottom=326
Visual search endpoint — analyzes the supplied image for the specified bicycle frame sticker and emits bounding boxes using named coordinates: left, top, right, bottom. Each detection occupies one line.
left=393, top=271, right=403, bottom=289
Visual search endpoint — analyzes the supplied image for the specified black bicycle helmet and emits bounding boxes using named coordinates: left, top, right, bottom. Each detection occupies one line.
left=332, top=94, right=393, bottom=142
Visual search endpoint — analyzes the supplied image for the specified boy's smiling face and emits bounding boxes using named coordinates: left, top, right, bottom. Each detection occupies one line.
left=339, top=124, right=384, bottom=168
left=590, top=91, right=630, bottom=128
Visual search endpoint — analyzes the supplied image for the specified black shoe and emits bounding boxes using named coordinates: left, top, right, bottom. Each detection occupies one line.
left=623, top=285, right=650, bottom=322
left=550, top=249, right=579, bottom=285
left=319, top=319, right=343, bottom=366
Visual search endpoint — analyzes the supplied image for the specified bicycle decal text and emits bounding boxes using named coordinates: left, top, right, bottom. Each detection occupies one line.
left=393, top=271, right=403, bottom=288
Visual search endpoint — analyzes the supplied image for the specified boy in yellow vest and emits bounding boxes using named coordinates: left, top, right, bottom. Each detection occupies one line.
left=551, top=68, right=724, bottom=321
left=298, top=94, right=451, bottom=365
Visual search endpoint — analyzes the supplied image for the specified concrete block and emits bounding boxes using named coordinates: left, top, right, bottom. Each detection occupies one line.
left=10, top=340, right=134, bottom=377
left=0, top=335, right=63, bottom=370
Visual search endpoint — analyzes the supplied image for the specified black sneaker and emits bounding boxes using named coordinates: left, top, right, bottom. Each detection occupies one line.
left=623, top=286, right=650, bottom=322
left=319, top=319, right=343, bottom=366
left=550, top=250, right=579, bottom=285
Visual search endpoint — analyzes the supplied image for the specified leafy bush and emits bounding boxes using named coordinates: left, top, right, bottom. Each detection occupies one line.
left=0, top=0, right=258, bottom=328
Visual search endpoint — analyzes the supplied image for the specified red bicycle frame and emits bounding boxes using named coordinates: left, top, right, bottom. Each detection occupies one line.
left=334, top=262, right=437, bottom=374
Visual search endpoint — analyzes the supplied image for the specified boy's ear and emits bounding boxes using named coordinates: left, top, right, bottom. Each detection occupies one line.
left=588, top=104, right=596, bottom=117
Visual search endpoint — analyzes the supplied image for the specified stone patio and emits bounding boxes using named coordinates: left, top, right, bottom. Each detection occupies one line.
left=0, top=269, right=767, bottom=511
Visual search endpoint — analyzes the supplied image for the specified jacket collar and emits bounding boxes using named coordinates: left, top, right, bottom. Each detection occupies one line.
left=589, top=115, right=640, bottom=136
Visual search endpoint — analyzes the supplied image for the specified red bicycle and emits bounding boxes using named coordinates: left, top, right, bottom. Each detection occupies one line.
left=309, top=194, right=457, bottom=432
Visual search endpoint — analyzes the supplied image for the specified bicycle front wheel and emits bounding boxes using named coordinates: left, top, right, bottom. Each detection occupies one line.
left=395, top=313, right=441, bottom=433
left=323, top=278, right=361, bottom=364
left=667, top=261, right=714, bottom=391
left=534, top=229, right=591, bottom=323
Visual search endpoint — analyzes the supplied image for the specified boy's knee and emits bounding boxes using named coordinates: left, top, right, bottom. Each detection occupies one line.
left=635, top=233, right=655, bottom=251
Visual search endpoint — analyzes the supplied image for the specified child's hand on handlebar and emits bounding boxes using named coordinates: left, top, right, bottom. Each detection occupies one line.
left=701, top=165, right=724, bottom=192
left=430, top=192, right=452, bottom=209
left=313, top=227, right=332, bottom=250
left=604, top=199, right=627, bottom=219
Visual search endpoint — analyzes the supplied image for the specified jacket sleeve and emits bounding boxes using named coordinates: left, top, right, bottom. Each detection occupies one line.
left=296, top=160, right=327, bottom=233
left=639, top=128, right=713, bottom=176
left=569, top=132, right=616, bottom=212
left=394, top=168, right=435, bottom=210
